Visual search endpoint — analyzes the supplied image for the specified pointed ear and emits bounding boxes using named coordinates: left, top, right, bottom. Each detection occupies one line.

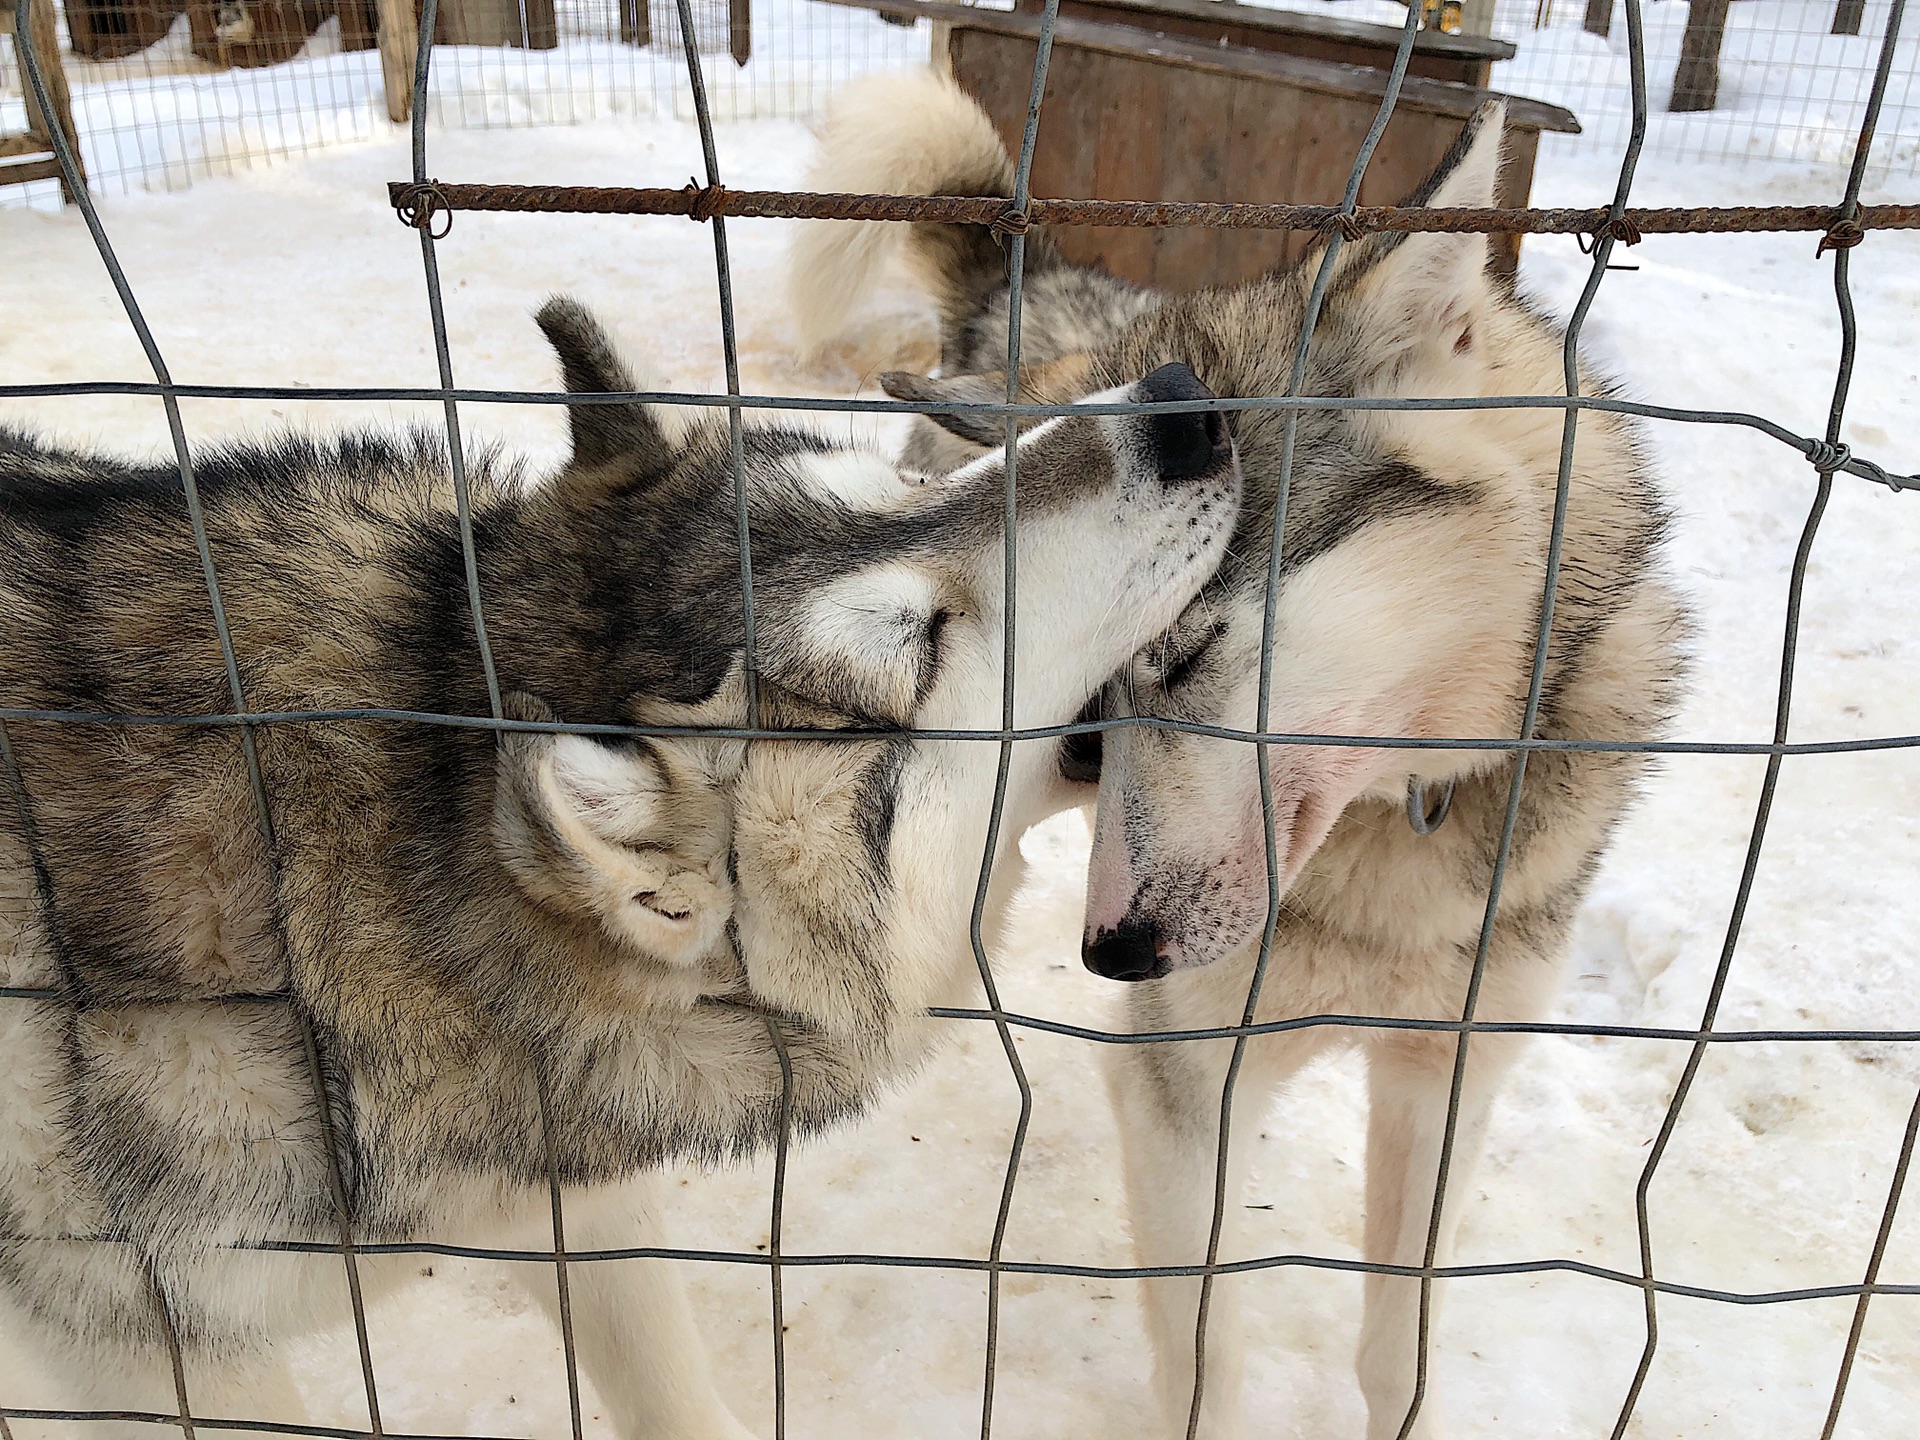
left=493, top=691, right=732, bottom=967
left=535, top=296, right=683, bottom=474
left=1344, top=101, right=1506, bottom=343
left=880, top=352, right=1096, bottom=448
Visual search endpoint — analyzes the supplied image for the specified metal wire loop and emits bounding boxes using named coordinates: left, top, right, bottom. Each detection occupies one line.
left=1818, top=218, right=1866, bottom=255
left=393, top=181, right=453, bottom=238
left=1322, top=210, right=1367, bottom=242
left=1805, top=438, right=1854, bottom=475
left=682, top=178, right=731, bottom=223
left=991, top=205, right=1032, bottom=242
left=1406, top=777, right=1455, bottom=836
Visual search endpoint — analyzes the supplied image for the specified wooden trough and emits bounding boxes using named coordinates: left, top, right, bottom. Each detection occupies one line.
left=831, top=0, right=1577, bottom=287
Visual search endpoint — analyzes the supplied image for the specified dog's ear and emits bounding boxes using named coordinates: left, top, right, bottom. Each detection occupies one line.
left=1339, top=101, right=1505, bottom=349
left=880, top=352, right=1097, bottom=448
left=493, top=691, right=731, bottom=966
left=535, top=297, right=685, bottom=476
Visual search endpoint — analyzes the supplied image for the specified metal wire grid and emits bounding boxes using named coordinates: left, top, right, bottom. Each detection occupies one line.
left=3, top=0, right=1920, bottom=1435
left=1496, top=0, right=1920, bottom=177
left=0, top=0, right=929, bottom=206
left=1, top=1, right=393, bottom=201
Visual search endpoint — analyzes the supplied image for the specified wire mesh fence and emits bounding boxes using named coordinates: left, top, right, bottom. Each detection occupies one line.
left=1497, top=0, right=1920, bottom=173
left=5, top=0, right=1918, bottom=212
left=0, top=0, right=927, bottom=204
left=3, top=0, right=1920, bottom=1436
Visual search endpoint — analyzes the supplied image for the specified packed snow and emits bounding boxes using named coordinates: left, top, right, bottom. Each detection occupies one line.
left=3, top=8, right=1920, bottom=1438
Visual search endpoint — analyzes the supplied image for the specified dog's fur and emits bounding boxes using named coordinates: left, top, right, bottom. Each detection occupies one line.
left=793, top=71, right=1690, bottom=1438
left=0, top=299, right=1240, bottom=1435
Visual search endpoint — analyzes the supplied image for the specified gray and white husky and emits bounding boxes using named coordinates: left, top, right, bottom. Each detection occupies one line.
left=793, top=70, right=1689, bottom=1439
left=0, top=299, right=1240, bottom=1436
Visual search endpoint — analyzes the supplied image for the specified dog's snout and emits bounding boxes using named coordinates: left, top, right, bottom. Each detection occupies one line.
left=1136, top=362, right=1231, bottom=484
left=1083, top=920, right=1171, bottom=982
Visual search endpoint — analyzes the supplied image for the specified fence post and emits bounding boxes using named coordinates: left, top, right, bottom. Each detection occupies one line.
left=730, top=0, right=751, bottom=64
left=1670, top=0, right=1730, bottom=111
left=1583, top=0, right=1612, bottom=37
left=377, top=0, right=417, bottom=122
left=1832, top=0, right=1865, bottom=34
left=1460, top=0, right=1497, bottom=36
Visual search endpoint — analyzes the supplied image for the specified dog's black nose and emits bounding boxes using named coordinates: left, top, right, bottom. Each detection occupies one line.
left=1083, top=920, right=1171, bottom=982
left=1138, top=362, right=1231, bottom=483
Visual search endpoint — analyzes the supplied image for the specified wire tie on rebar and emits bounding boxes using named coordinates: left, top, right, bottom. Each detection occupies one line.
left=1322, top=211, right=1367, bottom=242
left=1804, top=438, right=1853, bottom=475
left=393, top=181, right=453, bottom=239
left=1602, top=214, right=1644, bottom=246
left=991, top=205, right=1032, bottom=243
left=1406, top=777, right=1455, bottom=836
left=1817, top=218, right=1865, bottom=256
left=682, top=178, right=730, bottom=223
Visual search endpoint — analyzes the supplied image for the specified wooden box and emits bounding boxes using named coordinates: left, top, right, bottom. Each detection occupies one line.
left=1012, top=0, right=1516, bottom=88
left=826, top=0, right=1576, bottom=289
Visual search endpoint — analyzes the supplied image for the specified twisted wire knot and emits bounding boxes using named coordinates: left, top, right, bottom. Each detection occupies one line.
left=1817, top=218, right=1865, bottom=256
left=1804, top=438, right=1853, bottom=475
left=991, top=206, right=1032, bottom=241
left=1322, top=211, right=1366, bottom=242
left=1600, top=214, right=1643, bottom=245
left=393, top=181, right=452, bottom=239
left=681, top=180, right=729, bottom=223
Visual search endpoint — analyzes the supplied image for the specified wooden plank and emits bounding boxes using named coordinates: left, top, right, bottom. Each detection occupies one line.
left=1012, top=0, right=1514, bottom=62
left=61, top=0, right=186, bottom=60
left=6, top=0, right=86, bottom=201
left=376, top=0, right=417, bottom=123
left=729, top=0, right=750, bottom=63
left=824, top=0, right=1580, bottom=134
left=1025, top=0, right=1497, bottom=86
left=437, top=0, right=557, bottom=49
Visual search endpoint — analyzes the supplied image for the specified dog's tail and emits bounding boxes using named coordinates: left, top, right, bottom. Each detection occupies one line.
left=789, top=68, right=1034, bottom=362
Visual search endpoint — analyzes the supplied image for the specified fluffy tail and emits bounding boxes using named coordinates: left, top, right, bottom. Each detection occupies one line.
left=789, top=68, right=1029, bottom=362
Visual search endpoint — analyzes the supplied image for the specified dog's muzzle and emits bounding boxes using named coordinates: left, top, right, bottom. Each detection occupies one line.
left=1137, top=362, right=1233, bottom=484
left=1082, top=919, right=1171, bottom=982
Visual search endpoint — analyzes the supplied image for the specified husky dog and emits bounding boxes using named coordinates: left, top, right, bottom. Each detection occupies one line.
left=0, top=299, right=1240, bottom=1436
left=793, top=71, right=1688, bottom=1438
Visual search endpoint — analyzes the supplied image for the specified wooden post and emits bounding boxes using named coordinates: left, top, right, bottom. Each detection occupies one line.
left=1582, top=0, right=1611, bottom=38
left=1669, top=0, right=1730, bottom=112
left=728, top=0, right=749, bottom=64
left=22, top=0, right=87, bottom=202
left=375, top=0, right=417, bottom=123
left=619, top=0, right=650, bottom=44
left=1459, top=0, right=1495, bottom=36
left=1831, top=0, right=1864, bottom=35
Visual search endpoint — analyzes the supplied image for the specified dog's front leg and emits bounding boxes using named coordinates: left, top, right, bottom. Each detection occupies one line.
left=513, top=1179, right=760, bottom=1440
left=1109, top=971, right=1322, bottom=1440
left=1356, top=1033, right=1518, bottom=1440
left=1110, top=1028, right=1250, bottom=1440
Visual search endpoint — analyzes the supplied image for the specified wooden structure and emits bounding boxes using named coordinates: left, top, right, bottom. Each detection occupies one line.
left=1011, top=0, right=1516, bottom=87
left=2, top=0, right=85, bottom=204
left=616, top=0, right=753, bottom=64
left=829, top=0, right=1577, bottom=287
left=65, top=0, right=379, bottom=67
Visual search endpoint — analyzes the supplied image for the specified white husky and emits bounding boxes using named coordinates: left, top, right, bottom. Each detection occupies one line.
left=792, top=70, right=1689, bottom=1438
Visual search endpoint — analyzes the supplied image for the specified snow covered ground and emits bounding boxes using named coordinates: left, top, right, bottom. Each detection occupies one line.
left=5, top=23, right=1920, bottom=1440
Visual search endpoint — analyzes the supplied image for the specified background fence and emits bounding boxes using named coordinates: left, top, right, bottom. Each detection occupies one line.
left=4, top=0, right=1920, bottom=1435
left=3, top=0, right=1919, bottom=210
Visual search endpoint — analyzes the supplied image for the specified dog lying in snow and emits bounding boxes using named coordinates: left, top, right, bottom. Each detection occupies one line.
left=793, top=70, right=1689, bottom=1439
left=0, top=298, right=1240, bottom=1437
